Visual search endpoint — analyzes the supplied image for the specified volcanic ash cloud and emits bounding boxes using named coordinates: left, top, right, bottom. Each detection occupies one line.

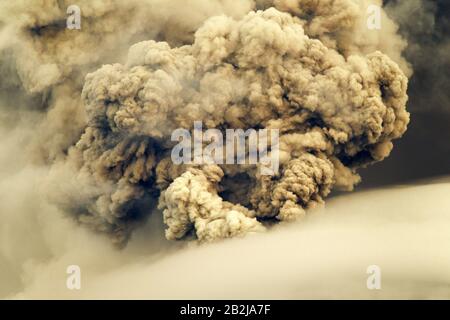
left=48, top=6, right=409, bottom=244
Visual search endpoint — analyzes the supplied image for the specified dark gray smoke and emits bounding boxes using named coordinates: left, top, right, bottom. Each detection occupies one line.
left=360, top=0, right=450, bottom=187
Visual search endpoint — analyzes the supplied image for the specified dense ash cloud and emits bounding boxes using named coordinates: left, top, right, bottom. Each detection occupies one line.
left=0, top=0, right=410, bottom=244
left=4, top=0, right=450, bottom=300
left=48, top=4, right=409, bottom=244
left=0, top=0, right=255, bottom=160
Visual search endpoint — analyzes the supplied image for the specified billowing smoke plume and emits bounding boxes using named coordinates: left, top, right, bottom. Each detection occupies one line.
left=0, top=0, right=255, bottom=162
left=1, top=0, right=410, bottom=245
left=48, top=3, right=409, bottom=244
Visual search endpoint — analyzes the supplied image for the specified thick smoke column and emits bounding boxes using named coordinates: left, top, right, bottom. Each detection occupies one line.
left=48, top=3, right=409, bottom=244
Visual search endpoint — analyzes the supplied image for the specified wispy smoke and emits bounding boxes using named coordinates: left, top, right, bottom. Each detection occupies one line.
left=3, top=181, right=450, bottom=299
left=385, top=0, right=450, bottom=114
left=355, top=0, right=450, bottom=188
